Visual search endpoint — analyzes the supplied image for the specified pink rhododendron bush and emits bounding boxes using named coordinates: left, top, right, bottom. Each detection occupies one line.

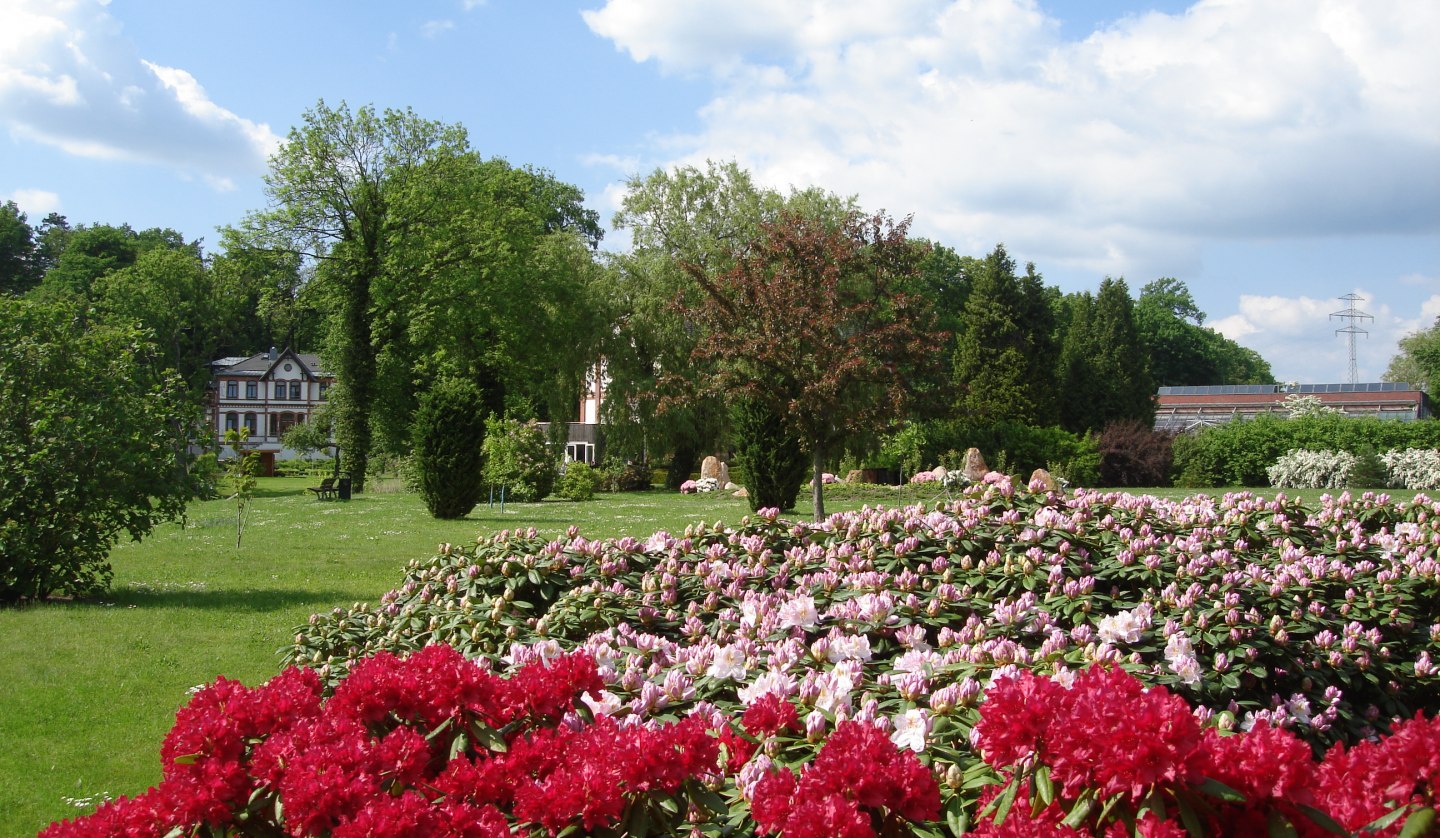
left=47, top=474, right=1440, bottom=836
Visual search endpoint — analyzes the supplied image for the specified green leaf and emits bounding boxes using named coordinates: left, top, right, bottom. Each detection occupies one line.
left=1293, top=803, right=1350, bottom=836
left=1197, top=777, right=1247, bottom=804
left=1061, top=790, right=1095, bottom=828
left=992, top=779, right=1019, bottom=825
left=1361, top=805, right=1412, bottom=833
left=1397, top=807, right=1437, bottom=838
left=1267, top=808, right=1298, bottom=838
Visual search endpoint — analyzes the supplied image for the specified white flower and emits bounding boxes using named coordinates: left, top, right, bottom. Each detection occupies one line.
left=1097, top=609, right=1147, bottom=645
left=581, top=690, right=623, bottom=716
left=740, top=600, right=762, bottom=627
left=706, top=645, right=749, bottom=681
left=815, top=670, right=855, bottom=715
left=891, top=649, right=935, bottom=677
left=1169, top=655, right=1203, bottom=686
left=737, top=669, right=795, bottom=705
left=825, top=633, right=872, bottom=663
left=890, top=708, right=931, bottom=752
left=778, top=595, right=819, bottom=630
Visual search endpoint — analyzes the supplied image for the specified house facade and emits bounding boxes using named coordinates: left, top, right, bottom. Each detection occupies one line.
left=208, top=348, right=333, bottom=475
left=1155, top=382, right=1431, bottom=432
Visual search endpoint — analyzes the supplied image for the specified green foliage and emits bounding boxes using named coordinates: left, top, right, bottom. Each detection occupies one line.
left=0, top=297, right=198, bottom=602
left=236, top=100, right=474, bottom=493
left=482, top=417, right=556, bottom=502
left=951, top=245, right=1057, bottom=425
left=681, top=209, right=943, bottom=519
left=884, top=419, right=1099, bottom=485
left=188, top=452, right=222, bottom=500
left=598, top=458, right=654, bottom=492
left=1135, top=278, right=1276, bottom=387
left=730, top=397, right=809, bottom=511
left=1384, top=317, right=1440, bottom=394
left=0, top=200, right=39, bottom=295
left=222, top=428, right=260, bottom=549
left=555, top=462, right=600, bottom=501
left=1173, top=414, right=1440, bottom=487
left=412, top=379, right=488, bottom=519
left=1349, top=444, right=1388, bottom=489
left=1059, top=278, right=1155, bottom=433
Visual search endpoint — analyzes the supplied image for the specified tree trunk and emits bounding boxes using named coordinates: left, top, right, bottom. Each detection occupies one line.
left=666, top=443, right=698, bottom=490
left=812, top=447, right=826, bottom=522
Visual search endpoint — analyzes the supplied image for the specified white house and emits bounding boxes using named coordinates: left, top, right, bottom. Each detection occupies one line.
left=208, top=347, right=333, bottom=475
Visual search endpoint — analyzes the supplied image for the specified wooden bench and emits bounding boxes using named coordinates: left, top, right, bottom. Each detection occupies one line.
left=307, top=477, right=337, bottom=500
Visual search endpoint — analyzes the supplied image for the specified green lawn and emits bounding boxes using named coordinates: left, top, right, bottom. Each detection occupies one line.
left=0, top=478, right=1345, bottom=835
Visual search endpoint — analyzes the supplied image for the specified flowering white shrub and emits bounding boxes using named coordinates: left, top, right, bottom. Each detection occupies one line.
left=1267, top=448, right=1356, bottom=489
left=1280, top=392, right=1343, bottom=418
left=679, top=477, right=721, bottom=494
left=1382, top=447, right=1440, bottom=490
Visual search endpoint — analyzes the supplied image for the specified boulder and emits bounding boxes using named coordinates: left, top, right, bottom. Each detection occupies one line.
left=844, top=469, right=864, bottom=484
left=700, top=455, right=723, bottom=481
left=733, top=487, right=749, bottom=498
left=717, top=461, right=731, bottom=486
left=930, top=465, right=948, bottom=480
left=961, top=447, right=988, bottom=483
left=1029, top=468, right=1060, bottom=492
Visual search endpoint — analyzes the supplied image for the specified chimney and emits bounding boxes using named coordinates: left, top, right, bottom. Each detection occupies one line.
left=269, top=346, right=278, bottom=361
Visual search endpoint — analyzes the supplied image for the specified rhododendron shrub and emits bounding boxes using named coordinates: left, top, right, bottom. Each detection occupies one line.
left=968, top=667, right=1440, bottom=837
left=289, top=478, right=1440, bottom=754
left=41, top=646, right=731, bottom=838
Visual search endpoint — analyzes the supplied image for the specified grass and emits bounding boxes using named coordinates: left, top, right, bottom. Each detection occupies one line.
left=0, top=477, right=1351, bottom=835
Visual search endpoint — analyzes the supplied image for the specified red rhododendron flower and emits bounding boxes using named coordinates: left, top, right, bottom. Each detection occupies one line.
left=751, top=720, right=941, bottom=837
left=742, top=693, right=801, bottom=738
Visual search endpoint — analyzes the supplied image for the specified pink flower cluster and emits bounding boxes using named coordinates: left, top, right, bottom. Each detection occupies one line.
left=40, top=646, right=716, bottom=838
left=970, top=665, right=1440, bottom=836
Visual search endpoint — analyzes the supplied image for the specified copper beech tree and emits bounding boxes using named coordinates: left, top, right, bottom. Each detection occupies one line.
left=679, top=210, right=944, bottom=520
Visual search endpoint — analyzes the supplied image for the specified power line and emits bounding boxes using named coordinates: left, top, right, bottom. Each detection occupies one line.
left=1329, top=293, right=1373, bottom=385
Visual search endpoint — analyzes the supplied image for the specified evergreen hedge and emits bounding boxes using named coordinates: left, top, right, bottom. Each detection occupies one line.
left=412, top=379, right=487, bottom=519
left=731, top=397, right=808, bottom=511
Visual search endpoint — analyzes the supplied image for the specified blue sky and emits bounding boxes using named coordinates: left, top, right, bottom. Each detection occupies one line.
left=2, top=0, right=1436, bottom=384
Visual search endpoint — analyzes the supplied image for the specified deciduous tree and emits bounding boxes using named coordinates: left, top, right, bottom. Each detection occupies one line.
left=1384, top=318, right=1440, bottom=394
left=234, top=100, right=470, bottom=492
left=0, top=297, right=200, bottom=602
left=680, top=210, right=943, bottom=519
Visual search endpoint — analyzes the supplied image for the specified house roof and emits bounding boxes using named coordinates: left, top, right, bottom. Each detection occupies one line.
left=213, top=348, right=327, bottom=378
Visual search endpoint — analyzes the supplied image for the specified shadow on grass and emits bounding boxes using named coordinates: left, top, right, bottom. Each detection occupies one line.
left=101, top=586, right=357, bottom=612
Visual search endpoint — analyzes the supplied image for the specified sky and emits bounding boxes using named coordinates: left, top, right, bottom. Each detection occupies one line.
left=2, top=0, right=1436, bottom=385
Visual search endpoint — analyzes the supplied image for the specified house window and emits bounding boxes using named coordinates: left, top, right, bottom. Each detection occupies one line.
left=566, top=442, right=595, bottom=464
left=269, top=414, right=278, bottom=437
left=244, top=413, right=258, bottom=435
left=245, top=382, right=257, bottom=399
left=319, top=382, right=329, bottom=400
left=290, top=381, right=302, bottom=400
left=225, top=412, right=239, bottom=432
left=225, top=381, right=238, bottom=399
left=278, top=412, right=298, bottom=435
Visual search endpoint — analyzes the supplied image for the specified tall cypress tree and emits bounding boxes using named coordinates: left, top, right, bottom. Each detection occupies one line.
left=1058, top=279, right=1154, bottom=433
left=952, top=245, right=1056, bottom=426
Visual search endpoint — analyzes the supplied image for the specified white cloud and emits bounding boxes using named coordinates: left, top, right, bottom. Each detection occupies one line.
left=583, top=0, right=1440, bottom=285
left=420, top=19, right=456, bottom=39
left=2, top=188, right=61, bottom=215
left=1213, top=289, right=1425, bottom=383
left=0, top=0, right=280, bottom=188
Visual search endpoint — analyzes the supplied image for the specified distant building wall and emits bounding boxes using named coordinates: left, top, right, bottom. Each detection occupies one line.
left=1155, top=383, right=1431, bottom=432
